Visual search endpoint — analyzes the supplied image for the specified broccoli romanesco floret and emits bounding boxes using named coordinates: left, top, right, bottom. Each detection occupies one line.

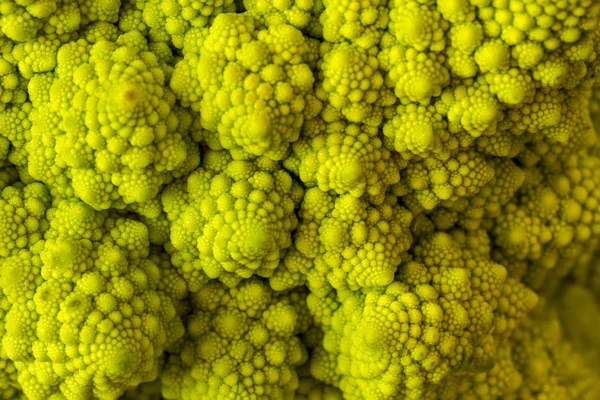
left=161, top=278, right=311, bottom=399
left=171, top=13, right=319, bottom=160
left=0, top=194, right=185, bottom=400
left=163, top=149, right=303, bottom=291
left=25, top=31, right=199, bottom=209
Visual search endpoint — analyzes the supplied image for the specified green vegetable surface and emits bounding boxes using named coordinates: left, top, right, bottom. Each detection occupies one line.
left=1, top=0, right=600, bottom=399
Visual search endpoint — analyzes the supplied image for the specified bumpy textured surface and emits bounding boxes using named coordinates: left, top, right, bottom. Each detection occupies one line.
left=308, top=230, right=537, bottom=399
left=0, top=0, right=120, bottom=42
left=0, top=33, right=28, bottom=111
left=0, top=1, right=599, bottom=400
left=0, top=137, right=17, bottom=190
left=0, top=282, right=22, bottom=400
left=272, top=189, right=413, bottom=294
left=141, top=0, right=236, bottom=48
left=161, top=279, right=311, bottom=399
left=163, top=149, right=304, bottom=291
left=26, top=31, right=199, bottom=209
left=171, top=13, right=319, bottom=160
left=0, top=194, right=185, bottom=400
left=285, top=120, right=402, bottom=202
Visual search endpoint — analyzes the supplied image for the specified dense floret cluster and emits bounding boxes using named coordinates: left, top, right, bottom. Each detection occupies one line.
left=0, top=1, right=599, bottom=400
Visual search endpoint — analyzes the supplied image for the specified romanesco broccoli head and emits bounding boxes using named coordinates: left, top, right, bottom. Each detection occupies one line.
left=0, top=1, right=598, bottom=400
